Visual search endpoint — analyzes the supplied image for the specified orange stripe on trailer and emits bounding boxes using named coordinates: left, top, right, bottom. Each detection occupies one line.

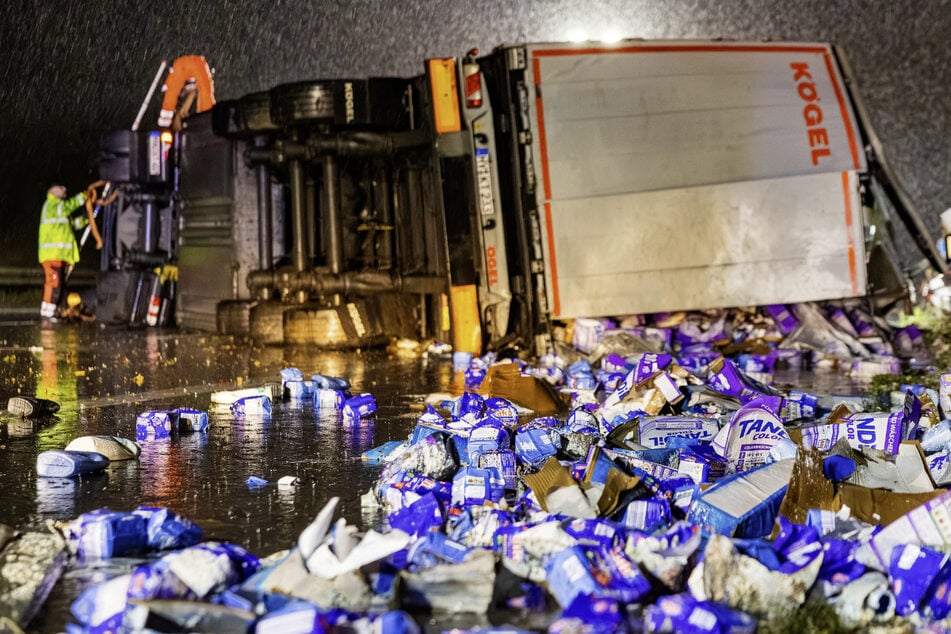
left=823, top=52, right=861, bottom=170
left=450, top=285, right=482, bottom=354
left=532, top=57, right=553, bottom=202
left=841, top=171, right=859, bottom=296
left=428, top=58, right=462, bottom=134
left=544, top=203, right=561, bottom=317
left=532, top=44, right=831, bottom=57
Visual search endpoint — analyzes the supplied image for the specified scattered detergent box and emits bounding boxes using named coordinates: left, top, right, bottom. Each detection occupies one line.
left=514, top=426, right=557, bottom=467
left=621, top=498, right=672, bottom=532
left=314, top=388, right=346, bottom=411
left=343, top=393, right=377, bottom=423
left=467, top=424, right=510, bottom=459
left=928, top=450, right=951, bottom=485
left=67, top=510, right=147, bottom=560
left=136, top=410, right=174, bottom=440
left=799, top=412, right=902, bottom=455
left=605, top=447, right=680, bottom=481
left=451, top=466, right=504, bottom=505
left=940, top=374, right=951, bottom=418
left=231, top=395, right=272, bottom=417
left=636, top=416, right=718, bottom=449
left=766, top=304, right=799, bottom=335
left=174, top=408, right=208, bottom=433
left=868, top=490, right=951, bottom=569
left=687, top=458, right=795, bottom=538
left=477, top=450, right=517, bottom=490
left=677, top=445, right=727, bottom=484
left=546, top=546, right=651, bottom=608
left=283, top=379, right=313, bottom=400
left=572, top=318, right=606, bottom=354
left=711, top=398, right=790, bottom=472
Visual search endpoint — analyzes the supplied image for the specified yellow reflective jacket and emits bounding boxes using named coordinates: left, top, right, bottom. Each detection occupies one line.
left=38, top=192, right=87, bottom=264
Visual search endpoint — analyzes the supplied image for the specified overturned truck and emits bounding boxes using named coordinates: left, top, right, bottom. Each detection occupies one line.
left=94, top=40, right=940, bottom=354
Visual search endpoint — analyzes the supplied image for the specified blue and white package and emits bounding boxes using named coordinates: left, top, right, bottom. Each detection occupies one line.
left=254, top=600, right=322, bottom=634
left=572, top=318, right=606, bottom=354
left=621, top=498, right=672, bottom=532
left=545, top=546, right=651, bottom=607
left=711, top=397, right=790, bottom=472
left=890, top=544, right=948, bottom=616
left=70, top=573, right=130, bottom=634
left=686, top=458, right=794, bottom=538
left=174, top=408, right=208, bottom=433
left=467, top=424, right=510, bottom=459
left=65, top=510, right=147, bottom=560
left=677, top=444, right=727, bottom=484
left=800, top=413, right=902, bottom=455
left=514, top=426, right=557, bottom=467
left=283, top=379, right=313, bottom=401
left=465, top=366, right=487, bottom=388
left=782, top=391, right=819, bottom=421
left=133, top=506, right=203, bottom=551
left=279, top=367, right=304, bottom=385
left=644, top=593, right=756, bottom=634
left=315, top=388, right=346, bottom=411
left=136, top=410, right=174, bottom=440
left=407, top=532, right=471, bottom=570
left=566, top=406, right=599, bottom=434
left=343, top=393, right=377, bottom=423
left=637, top=416, right=718, bottom=449
left=231, top=395, right=272, bottom=417
left=451, top=392, right=484, bottom=422
left=451, top=466, right=504, bottom=505
left=311, top=373, right=350, bottom=390
left=387, top=492, right=444, bottom=538
left=477, top=450, right=517, bottom=490
left=484, top=397, right=519, bottom=429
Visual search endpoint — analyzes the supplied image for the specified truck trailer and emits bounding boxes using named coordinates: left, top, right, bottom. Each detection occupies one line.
left=93, top=40, right=939, bottom=355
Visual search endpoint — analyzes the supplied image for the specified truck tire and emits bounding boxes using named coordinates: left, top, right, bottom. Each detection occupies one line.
left=217, top=300, right=254, bottom=337
left=238, top=91, right=277, bottom=132
left=283, top=305, right=351, bottom=348
left=249, top=301, right=291, bottom=345
left=270, top=81, right=335, bottom=127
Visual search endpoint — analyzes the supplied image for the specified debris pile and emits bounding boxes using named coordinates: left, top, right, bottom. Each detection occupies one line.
left=11, top=300, right=951, bottom=632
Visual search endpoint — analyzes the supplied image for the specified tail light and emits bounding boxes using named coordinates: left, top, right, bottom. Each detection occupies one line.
left=463, top=49, right=482, bottom=108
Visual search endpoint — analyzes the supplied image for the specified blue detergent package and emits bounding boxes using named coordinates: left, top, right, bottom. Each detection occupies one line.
left=342, top=393, right=377, bottom=423
left=452, top=392, right=485, bottom=422
left=644, top=593, right=756, bottom=634
left=231, top=395, right=272, bottom=417
left=890, top=544, right=948, bottom=616
left=545, top=546, right=651, bottom=607
left=465, top=366, right=487, bottom=389
left=467, top=423, right=510, bottom=460
left=561, top=518, right=622, bottom=550
left=255, top=600, right=325, bottom=634
left=550, top=594, right=621, bottom=633
left=817, top=538, right=866, bottom=586
left=451, top=466, right=505, bottom=505
left=70, top=573, right=130, bottom=634
left=133, top=506, right=203, bottom=551
left=772, top=516, right=823, bottom=574
left=174, top=407, right=208, bottom=433
left=387, top=492, right=444, bottom=537
left=620, top=497, right=672, bottom=533
left=136, top=410, right=174, bottom=440
left=246, top=476, right=269, bottom=488
left=315, top=388, right=346, bottom=411
left=567, top=406, right=599, bottom=433
left=484, top=397, right=519, bottom=428
left=477, top=450, right=517, bottom=490
left=311, top=373, right=350, bottom=390
left=65, top=510, right=147, bottom=560
left=407, top=531, right=471, bottom=571
left=514, top=426, right=557, bottom=467
left=284, top=379, right=314, bottom=401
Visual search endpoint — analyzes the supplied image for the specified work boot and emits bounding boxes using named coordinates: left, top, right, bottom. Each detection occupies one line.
left=6, top=396, right=61, bottom=418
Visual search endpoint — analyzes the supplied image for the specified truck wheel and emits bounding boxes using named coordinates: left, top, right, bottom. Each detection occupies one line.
left=239, top=91, right=277, bottom=132
left=270, top=81, right=335, bottom=127
left=249, top=301, right=291, bottom=345
left=217, top=300, right=254, bottom=337
left=283, top=306, right=351, bottom=348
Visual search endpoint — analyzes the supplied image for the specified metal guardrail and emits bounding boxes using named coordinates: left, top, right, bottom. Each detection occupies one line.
left=0, top=266, right=96, bottom=287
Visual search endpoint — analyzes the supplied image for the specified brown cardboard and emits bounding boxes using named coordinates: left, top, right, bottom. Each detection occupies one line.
left=477, top=363, right=565, bottom=415
left=522, top=457, right=580, bottom=512
left=580, top=446, right=642, bottom=516
left=776, top=448, right=836, bottom=527
left=777, top=444, right=944, bottom=531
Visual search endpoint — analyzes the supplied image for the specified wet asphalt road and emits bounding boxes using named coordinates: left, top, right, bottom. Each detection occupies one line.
left=0, top=318, right=459, bottom=632
left=0, top=317, right=870, bottom=632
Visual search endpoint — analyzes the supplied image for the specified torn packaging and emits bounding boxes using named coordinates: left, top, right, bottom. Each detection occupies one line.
left=477, top=363, right=566, bottom=415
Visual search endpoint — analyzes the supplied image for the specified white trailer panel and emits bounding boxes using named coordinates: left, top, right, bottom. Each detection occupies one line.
left=525, top=41, right=867, bottom=317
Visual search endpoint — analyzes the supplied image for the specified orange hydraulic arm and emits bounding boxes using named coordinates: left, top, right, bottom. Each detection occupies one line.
left=157, top=55, right=215, bottom=128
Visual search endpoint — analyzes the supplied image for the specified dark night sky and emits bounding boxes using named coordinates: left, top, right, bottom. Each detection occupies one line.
left=1, top=0, right=948, bottom=268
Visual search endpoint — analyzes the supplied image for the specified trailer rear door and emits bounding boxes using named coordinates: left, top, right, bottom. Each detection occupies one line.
left=525, top=41, right=867, bottom=317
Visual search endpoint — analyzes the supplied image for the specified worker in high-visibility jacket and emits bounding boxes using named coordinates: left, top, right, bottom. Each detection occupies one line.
left=37, top=181, right=103, bottom=320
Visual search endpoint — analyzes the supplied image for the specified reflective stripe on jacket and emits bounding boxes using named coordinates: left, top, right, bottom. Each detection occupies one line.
left=38, top=192, right=87, bottom=264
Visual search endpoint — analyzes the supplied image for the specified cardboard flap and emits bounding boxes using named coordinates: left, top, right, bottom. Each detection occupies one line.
left=776, top=448, right=837, bottom=527
left=478, top=364, right=565, bottom=415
